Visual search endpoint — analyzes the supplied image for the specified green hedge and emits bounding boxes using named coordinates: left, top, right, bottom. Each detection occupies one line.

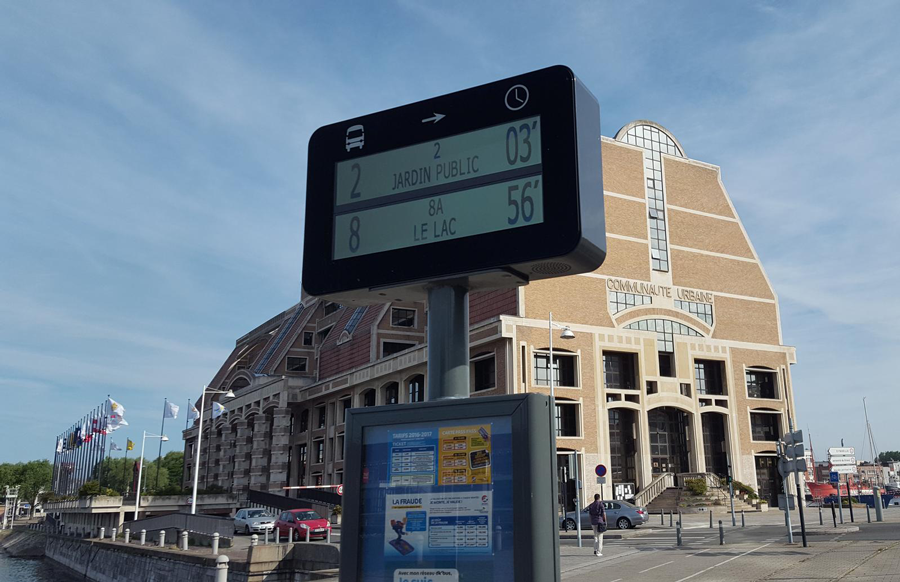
left=684, top=478, right=708, bottom=496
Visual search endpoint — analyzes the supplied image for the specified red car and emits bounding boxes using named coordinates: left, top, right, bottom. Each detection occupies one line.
left=274, top=509, right=331, bottom=540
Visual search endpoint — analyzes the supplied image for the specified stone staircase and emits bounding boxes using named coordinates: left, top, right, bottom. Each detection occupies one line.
left=644, top=474, right=760, bottom=515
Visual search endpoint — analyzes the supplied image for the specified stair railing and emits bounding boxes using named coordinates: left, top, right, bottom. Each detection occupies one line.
left=634, top=472, right=675, bottom=507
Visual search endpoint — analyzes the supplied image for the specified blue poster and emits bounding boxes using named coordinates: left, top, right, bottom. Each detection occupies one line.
left=358, top=416, right=515, bottom=581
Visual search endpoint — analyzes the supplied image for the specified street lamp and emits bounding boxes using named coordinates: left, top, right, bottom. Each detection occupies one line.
left=548, top=312, right=579, bottom=546
left=190, top=386, right=235, bottom=515
left=134, top=431, right=168, bottom=520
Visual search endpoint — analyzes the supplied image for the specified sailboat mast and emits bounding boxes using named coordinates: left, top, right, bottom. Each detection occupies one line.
left=863, top=397, right=881, bottom=487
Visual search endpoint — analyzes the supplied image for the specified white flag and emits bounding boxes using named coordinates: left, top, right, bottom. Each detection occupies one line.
left=56, top=438, right=63, bottom=453
left=107, top=417, right=128, bottom=432
left=108, top=397, right=126, bottom=418
left=212, top=401, right=226, bottom=419
left=110, top=441, right=122, bottom=452
left=164, top=401, right=179, bottom=419
left=188, top=404, right=200, bottom=421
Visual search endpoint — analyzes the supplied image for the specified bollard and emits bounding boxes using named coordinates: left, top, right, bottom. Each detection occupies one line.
left=819, top=506, right=823, bottom=526
left=111, top=528, right=117, bottom=541
left=215, top=554, right=229, bottom=582
left=867, top=504, right=871, bottom=523
left=140, top=529, right=146, bottom=546
left=678, top=511, right=683, bottom=527
left=327, top=526, right=332, bottom=544
left=181, top=530, right=189, bottom=551
left=709, top=510, right=713, bottom=529
left=831, top=504, right=837, bottom=527
left=676, top=523, right=682, bottom=546
left=741, top=510, right=745, bottom=528
left=212, top=532, right=220, bottom=555
left=275, top=528, right=281, bottom=544
left=669, top=511, right=673, bottom=527
left=100, top=527, right=105, bottom=540
left=305, top=526, right=310, bottom=543
left=125, top=528, right=131, bottom=544
left=264, top=528, right=269, bottom=545
left=661, top=510, right=665, bottom=525
left=158, top=530, right=166, bottom=548
left=719, top=520, right=724, bottom=545
left=251, top=534, right=258, bottom=547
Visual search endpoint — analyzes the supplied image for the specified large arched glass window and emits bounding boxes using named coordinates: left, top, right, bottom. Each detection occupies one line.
left=625, top=319, right=702, bottom=377
left=408, top=375, right=425, bottom=403
left=615, top=121, right=684, bottom=273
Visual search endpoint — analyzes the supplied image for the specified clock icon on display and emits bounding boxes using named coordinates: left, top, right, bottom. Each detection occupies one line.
left=504, top=84, right=529, bottom=111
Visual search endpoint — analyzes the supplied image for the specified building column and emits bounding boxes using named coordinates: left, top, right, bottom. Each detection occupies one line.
left=216, top=424, right=235, bottom=490
left=249, top=414, right=271, bottom=491
left=268, top=407, right=292, bottom=493
left=690, top=411, right=706, bottom=474
left=232, top=420, right=251, bottom=494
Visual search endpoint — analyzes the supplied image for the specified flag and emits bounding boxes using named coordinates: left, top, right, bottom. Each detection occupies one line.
left=56, top=438, right=63, bottom=453
left=108, top=397, right=126, bottom=418
left=188, top=405, right=200, bottom=421
left=75, top=425, right=84, bottom=447
left=110, top=441, right=122, bottom=452
left=164, top=401, right=179, bottom=419
left=84, top=433, right=93, bottom=443
left=107, top=416, right=128, bottom=432
left=212, top=401, right=226, bottom=419
left=126, top=439, right=134, bottom=451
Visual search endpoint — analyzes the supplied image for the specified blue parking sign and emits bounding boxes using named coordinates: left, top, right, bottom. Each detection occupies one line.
left=829, top=471, right=839, bottom=483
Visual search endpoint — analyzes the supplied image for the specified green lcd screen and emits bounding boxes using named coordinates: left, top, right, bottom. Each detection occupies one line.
left=333, top=117, right=542, bottom=260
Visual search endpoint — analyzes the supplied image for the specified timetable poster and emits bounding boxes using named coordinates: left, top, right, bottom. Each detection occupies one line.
left=359, top=417, right=515, bottom=582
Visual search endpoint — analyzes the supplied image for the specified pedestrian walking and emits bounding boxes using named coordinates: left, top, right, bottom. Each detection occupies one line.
left=588, top=493, right=607, bottom=557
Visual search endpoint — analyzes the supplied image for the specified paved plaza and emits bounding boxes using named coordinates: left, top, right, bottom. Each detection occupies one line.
left=558, top=508, right=900, bottom=581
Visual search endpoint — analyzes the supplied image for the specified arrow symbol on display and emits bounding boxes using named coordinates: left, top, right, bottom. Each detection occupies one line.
left=421, top=113, right=445, bottom=124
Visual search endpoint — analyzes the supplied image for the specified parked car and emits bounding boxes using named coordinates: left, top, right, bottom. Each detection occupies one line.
left=560, top=500, right=648, bottom=530
left=233, top=508, right=276, bottom=535
left=275, top=509, right=331, bottom=540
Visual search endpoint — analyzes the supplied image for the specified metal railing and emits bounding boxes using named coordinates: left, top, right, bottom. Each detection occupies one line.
left=123, top=512, right=233, bottom=539
left=634, top=472, right=675, bottom=507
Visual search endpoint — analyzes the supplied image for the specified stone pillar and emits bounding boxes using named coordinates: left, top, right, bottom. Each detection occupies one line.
left=232, top=420, right=252, bottom=495
left=268, top=407, right=292, bottom=493
left=691, top=412, right=706, bottom=474
left=249, top=414, right=272, bottom=491
left=216, top=424, right=235, bottom=490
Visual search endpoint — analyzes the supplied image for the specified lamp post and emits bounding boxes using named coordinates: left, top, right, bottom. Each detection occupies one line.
left=135, top=431, right=168, bottom=521
left=190, top=386, right=234, bottom=515
left=548, top=312, right=578, bottom=545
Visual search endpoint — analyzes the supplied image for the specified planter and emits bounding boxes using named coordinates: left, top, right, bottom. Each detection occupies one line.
left=756, top=501, right=768, bottom=512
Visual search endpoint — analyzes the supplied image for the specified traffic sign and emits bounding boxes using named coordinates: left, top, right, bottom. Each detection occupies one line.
left=828, top=447, right=855, bottom=456
left=302, top=65, right=607, bottom=302
left=829, top=472, right=839, bottom=483
left=828, top=456, right=857, bottom=466
left=831, top=465, right=855, bottom=474
left=337, top=484, right=344, bottom=496
left=595, top=464, right=607, bottom=478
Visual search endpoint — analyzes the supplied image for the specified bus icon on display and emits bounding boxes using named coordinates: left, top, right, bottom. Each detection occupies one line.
left=345, top=124, right=364, bottom=151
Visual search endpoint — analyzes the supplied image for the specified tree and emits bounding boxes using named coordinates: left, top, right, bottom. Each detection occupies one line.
left=0, top=460, right=52, bottom=517
left=159, top=451, right=184, bottom=489
left=878, top=451, right=900, bottom=463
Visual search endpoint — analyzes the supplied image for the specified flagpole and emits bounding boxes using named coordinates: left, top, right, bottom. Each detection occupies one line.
left=98, top=398, right=108, bottom=490
left=122, top=445, right=129, bottom=496
left=186, top=398, right=190, bottom=431
left=155, top=398, right=167, bottom=491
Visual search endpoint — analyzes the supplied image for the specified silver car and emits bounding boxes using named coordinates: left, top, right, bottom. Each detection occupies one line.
left=234, top=508, right=276, bottom=535
left=560, top=500, right=649, bottom=530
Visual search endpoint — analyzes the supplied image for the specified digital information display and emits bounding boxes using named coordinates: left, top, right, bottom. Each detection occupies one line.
left=333, top=117, right=542, bottom=259
left=303, top=65, right=606, bottom=303
left=359, top=417, right=514, bottom=582
left=340, top=394, right=560, bottom=582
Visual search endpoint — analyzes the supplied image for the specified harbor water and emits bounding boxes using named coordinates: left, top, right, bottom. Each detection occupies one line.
left=0, top=552, right=77, bottom=582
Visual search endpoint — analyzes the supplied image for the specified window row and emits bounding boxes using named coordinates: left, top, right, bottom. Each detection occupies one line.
left=608, top=291, right=652, bottom=315
left=674, top=300, right=713, bottom=326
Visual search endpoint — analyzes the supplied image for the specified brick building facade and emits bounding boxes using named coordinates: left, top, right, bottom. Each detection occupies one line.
left=183, top=120, right=798, bottom=508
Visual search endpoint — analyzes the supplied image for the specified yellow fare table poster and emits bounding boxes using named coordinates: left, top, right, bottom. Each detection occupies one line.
left=438, top=425, right=492, bottom=485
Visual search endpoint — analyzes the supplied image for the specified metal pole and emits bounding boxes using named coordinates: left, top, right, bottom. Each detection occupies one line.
left=741, top=510, right=745, bottom=527
left=573, top=452, right=582, bottom=548
left=134, top=431, right=147, bottom=521
left=676, top=523, right=682, bottom=546
left=660, top=510, right=664, bottom=525
left=729, top=479, right=736, bottom=526
left=819, top=505, right=823, bottom=526
left=425, top=285, right=470, bottom=400
left=874, top=486, right=884, bottom=522
left=837, top=480, right=844, bottom=523
left=669, top=511, right=673, bottom=527
left=156, top=398, right=167, bottom=491
left=848, top=475, right=855, bottom=522
left=709, top=510, right=713, bottom=529
left=548, top=312, right=559, bottom=523
left=718, top=520, right=724, bottom=545
left=867, top=504, right=871, bottom=523
left=778, top=442, right=793, bottom=543
left=191, top=388, right=207, bottom=515
left=790, top=422, right=808, bottom=547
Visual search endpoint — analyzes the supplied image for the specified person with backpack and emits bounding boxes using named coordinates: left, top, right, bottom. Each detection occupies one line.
left=588, top=493, right=607, bottom=556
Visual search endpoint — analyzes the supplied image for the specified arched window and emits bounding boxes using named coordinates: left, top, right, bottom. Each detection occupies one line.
left=625, top=319, right=702, bottom=377
left=362, top=389, right=376, bottom=407
left=383, top=382, right=399, bottom=405
left=408, top=375, right=425, bottom=403
left=299, top=409, right=309, bottom=433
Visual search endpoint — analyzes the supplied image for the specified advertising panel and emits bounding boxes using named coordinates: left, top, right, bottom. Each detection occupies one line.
left=357, top=416, right=514, bottom=582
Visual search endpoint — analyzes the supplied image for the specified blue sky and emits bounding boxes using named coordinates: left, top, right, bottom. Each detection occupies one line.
left=1, top=1, right=897, bottom=464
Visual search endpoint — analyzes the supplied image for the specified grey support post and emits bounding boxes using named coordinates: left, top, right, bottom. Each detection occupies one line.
left=426, top=286, right=470, bottom=400
left=718, top=520, right=724, bottom=545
